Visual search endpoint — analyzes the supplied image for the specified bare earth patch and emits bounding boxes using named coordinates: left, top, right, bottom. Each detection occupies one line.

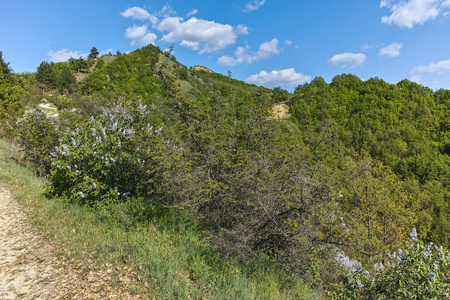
left=0, top=186, right=141, bottom=299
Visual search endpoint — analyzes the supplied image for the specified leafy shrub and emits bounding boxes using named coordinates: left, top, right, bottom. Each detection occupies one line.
left=18, top=109, right=61, bottom=175
left=329, top=228, right=450, bottom=299
left=53, top=94, right=71, bottom=110
left=46, top=101, right=162, bottom=206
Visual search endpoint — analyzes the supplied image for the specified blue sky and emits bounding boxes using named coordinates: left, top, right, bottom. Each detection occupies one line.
left=1, top=0, right=450, bottom=91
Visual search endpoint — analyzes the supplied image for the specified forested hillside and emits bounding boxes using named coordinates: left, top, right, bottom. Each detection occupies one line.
left=1, top=45, right=449, bottom=298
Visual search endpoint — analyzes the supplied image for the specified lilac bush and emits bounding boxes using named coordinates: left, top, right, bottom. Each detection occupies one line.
left=46, top=101, right=163, bottom=206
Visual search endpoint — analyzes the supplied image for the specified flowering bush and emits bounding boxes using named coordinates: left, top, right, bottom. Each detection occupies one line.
left=329, top=228, right=450, bottom=299
left=46, top=101, right=162, bottom=206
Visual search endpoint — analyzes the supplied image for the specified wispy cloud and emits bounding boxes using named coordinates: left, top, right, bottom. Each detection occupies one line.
left=120, top=6, right=159, bottom=24
left=328, top=52, right=367, bottom=68
left=243, top=0, right=266, bottom=12
left=361, top=44, right=374, bottom=50
left=47, top=49, right=88, bottom=62
left=246, top=68, right=311, bottom=89
left=378, top=42, right=403, bottom=57
left=380, top=0, right=450, bottom=28
left=414, top=59, right=450, bottom=74
left=410, top=75, right=422, bottom=83
left=186, top=9, right=198, bottom=18
left=218, top=38, right=280, bottom=66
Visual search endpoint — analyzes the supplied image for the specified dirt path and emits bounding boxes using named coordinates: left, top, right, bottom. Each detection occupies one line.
left=0, top=186, right=140, bottom=299
left=0, top=187, right=60, bottom=299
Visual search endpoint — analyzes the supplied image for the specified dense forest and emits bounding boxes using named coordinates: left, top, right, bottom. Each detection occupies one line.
left=1, top=46, right=449, bottom=298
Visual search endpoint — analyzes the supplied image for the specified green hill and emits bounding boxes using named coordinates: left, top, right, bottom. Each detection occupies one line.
left=1, top=45, right=450, bottom=298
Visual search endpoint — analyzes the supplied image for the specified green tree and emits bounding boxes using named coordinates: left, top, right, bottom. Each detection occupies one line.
left=0, top=51, right=24, bottom=135
left=88, top=47, right=99, bottom=60
left=57, top=65, right=76, bottom=93
left=36, top=61, right=57, bottom=88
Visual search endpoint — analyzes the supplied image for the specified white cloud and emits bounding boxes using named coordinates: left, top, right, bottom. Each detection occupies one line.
left=125, top=25, right=157, bottom=46
left=246, top=68, right=311, bottom=89
left=378, top=42, right=403, bottom=57
left=186, top=9, right=198, bottom=18
left=415, top=59, right=450, bottom=74
left=243, top=0, right=266, bottom=12
left=380, top=0, right=446, bottom=28
left=158, top=4, right=177, bottom=18
left=328, top=52, right=367, bottom=68
left=410, top=75, right=422, bottom=82
left=285, top=40, right=292, bottom=46
left=100, top=49, right=115, bottom=56
left=158, top=17, right=246, bottom=53
left=47, top=49, right=88, bottom=62
left=380, top=0, right=391, bottom=8
left=120, top=7, right=158, bottom=24
left=236, top=24, right=249, bottom=35
left=442, top=0, right=450, bottom=8
left=218, top=38, right=280, bottom=66
left=361, top=44, right=374, bottom=50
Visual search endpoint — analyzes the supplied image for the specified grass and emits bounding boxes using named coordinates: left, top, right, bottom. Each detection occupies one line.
left=0, top=138, right=325, bottom=299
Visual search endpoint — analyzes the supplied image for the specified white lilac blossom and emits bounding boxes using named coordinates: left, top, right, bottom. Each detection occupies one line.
left=90, top=183, right=97, bottom=189
left=428, top=273, right=436, bottom=280
left=123, top=192, right=131, bottom=196
left=78, top=192, right=85, bottom=198
left=408, top=227, right=418, bottom=242
left=75, top=170, right=79, bottom=176
left=90, top=128, right=97, bottom=137
left=123, top=128, right=135, bottom=138
left=118, top=139, right=121, bottom=148
left=60, top=144, right=70, bottom=156
left=67, top=165, right=71, bottom=170
left=137, top=103, right=147, bottom=112
left=110, top=157, right=118, bottom=163
left=336, top=252, right=362, bottom=273
left=100, top=126, right=106, bottom=140
left=424, top=243, right=433, bottom=257
left=374, top=262, right=384, bottom=272
left=112, top=120, right=118, bottom=131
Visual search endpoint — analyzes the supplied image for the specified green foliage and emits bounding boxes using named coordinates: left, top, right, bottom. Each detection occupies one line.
left=46, top=101, right=158, bottom=206
left=18, top=110, right=60, bottom=175
left=0, top=52, right=24, bottom=136
left=88, top=47, right=99, bottom=60
left=144, top=78, right=355, bottom=285
left=68, top=57, right=89, bottom=73
left=79, top=70, right=108, bottom=95
left=291, top=74, right=450, bottom=248
left=94, top=58, right=105, bottom=71
left=36, top=61, right=57, bottom=88
left=36, top=61, right=77, bottom=93
left=57, top=65, right=77, bottom=93
left=339, top=162, right=417, bottom=268
left=179, top=66, right=189, bottom=80
left=329, top=229, right=450, bottom=299
left=53, top=94, right=71, bottom=110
